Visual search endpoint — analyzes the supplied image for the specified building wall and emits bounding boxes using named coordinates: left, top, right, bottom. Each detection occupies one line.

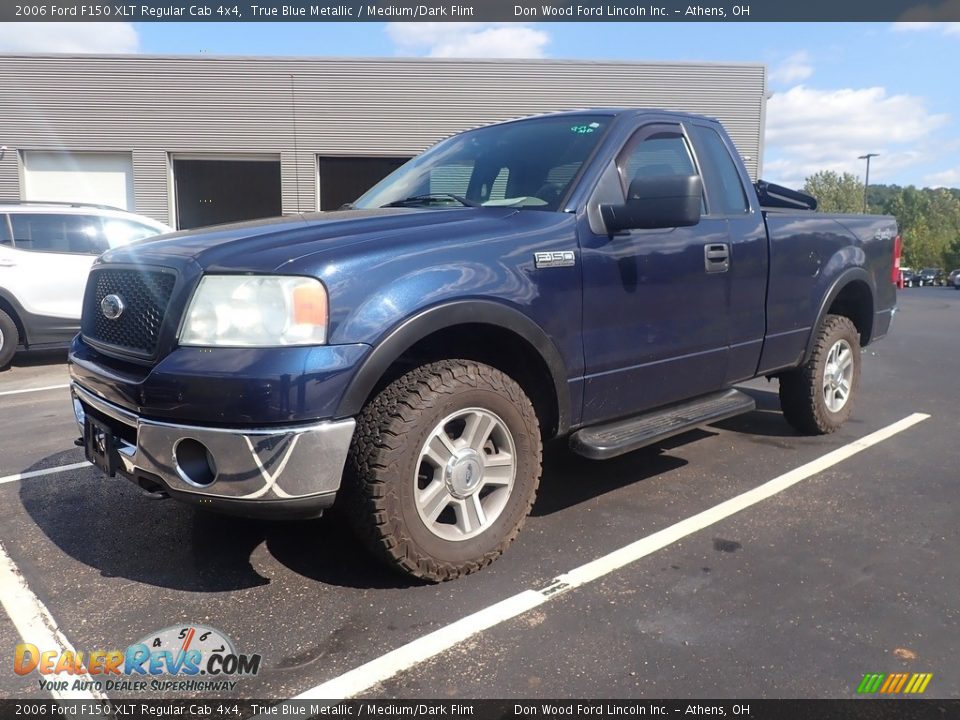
left=0, top=54, right=766, bottom=224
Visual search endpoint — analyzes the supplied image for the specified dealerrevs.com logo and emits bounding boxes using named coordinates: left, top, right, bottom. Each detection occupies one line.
left=14, top=624, right=261, bottom=693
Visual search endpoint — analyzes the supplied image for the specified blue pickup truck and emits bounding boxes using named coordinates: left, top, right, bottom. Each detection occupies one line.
left=69, top=109, right=900, bottom=581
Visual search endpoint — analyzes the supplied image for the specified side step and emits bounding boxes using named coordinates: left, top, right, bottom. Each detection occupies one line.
left=570, top=388, right=756, bottom=460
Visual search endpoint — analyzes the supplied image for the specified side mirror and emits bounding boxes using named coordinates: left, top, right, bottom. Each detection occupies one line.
left=600, top=174, right=703, bottom=233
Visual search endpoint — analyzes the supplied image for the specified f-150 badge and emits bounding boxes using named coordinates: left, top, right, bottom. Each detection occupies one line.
left=534, top=251, right=576, bottom=268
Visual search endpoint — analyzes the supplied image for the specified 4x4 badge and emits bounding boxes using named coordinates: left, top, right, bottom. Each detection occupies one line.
left=534, top=251, right=576, bottom=269
left=100, top=294, right=125, bottom=321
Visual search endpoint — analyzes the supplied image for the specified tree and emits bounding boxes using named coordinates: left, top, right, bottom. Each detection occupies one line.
left=884, top=187, right=960, bottom=268
left=803, top=171, right=865, bottom=213
left=800, top=172, right=960, bottom=270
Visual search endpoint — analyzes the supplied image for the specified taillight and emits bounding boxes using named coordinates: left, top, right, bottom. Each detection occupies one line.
left=892, top=234, right=902, bottom=285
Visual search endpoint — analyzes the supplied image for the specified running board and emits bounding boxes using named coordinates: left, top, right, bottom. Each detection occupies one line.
left=570, top=388, right=756, bottom=460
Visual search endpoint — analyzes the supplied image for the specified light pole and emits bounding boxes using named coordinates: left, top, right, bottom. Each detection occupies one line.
left=858, top=153, right=878, bottom=213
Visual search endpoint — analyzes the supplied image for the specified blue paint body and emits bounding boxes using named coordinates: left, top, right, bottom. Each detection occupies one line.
left=69, top=110, right=898, bottom=435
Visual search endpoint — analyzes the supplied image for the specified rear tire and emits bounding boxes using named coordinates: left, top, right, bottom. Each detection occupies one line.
left=0, top=309, right=19, bottom=370
left=779, top=314, right=861, bottom=435
left=341, top=359, right=542, bottom=582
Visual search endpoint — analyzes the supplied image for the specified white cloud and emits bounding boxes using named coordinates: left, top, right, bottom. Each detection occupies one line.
left=893, top=19, right=960, bottom=35
left=769, top=51, right=813, bottom=85
left=0, top=22, right=138, bottom=53
left=764, top=85, right=950, bottom=188
left=386, top=22, right=549, bottom=58
left=923, top=168, right=960, bottom=187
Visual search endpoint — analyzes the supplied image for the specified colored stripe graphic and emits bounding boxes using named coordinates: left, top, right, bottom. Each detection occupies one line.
left=858, top=672, right=932, bottom=694
left=857, top=674, right=885, bottom=694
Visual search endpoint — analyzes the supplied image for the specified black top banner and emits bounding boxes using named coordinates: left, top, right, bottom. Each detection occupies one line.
left=3, top=0, right=960, bottom=23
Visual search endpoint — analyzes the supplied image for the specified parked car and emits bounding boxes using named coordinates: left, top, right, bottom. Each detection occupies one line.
left=0, top=202, right=172, bottom=367
left=916, top=267, right=944, bottom=286
left=900, top=268, right=920, bottom=287
left=69, top=110, right=899, bottom=581
left=947, top=268, right=960, bottom=288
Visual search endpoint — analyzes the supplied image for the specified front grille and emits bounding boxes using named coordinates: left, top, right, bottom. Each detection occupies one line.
left=82, top=267, right=177, bottom=359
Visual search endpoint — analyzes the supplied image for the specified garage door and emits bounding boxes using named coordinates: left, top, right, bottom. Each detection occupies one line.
left=172, top=155, right=281, bottom=230
left=22, top=151, right=134, bottom=210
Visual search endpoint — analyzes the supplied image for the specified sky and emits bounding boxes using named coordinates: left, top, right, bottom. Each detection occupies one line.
left=1, top=20, right=959, bottom=189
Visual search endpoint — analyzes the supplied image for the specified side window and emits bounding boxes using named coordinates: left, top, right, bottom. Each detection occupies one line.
left=690, top=125, right=750, bottom=215
left=0, top=215, right=11, bottom=246
left=616, top=126, right=697, bottom=196
left=102, top=219, right=162, bottom=248
left=10, top=214, right=108, bottom=254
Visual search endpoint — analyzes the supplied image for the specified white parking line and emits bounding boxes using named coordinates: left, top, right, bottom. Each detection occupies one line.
left=0, top=540, right=107, bottom=700
left=0, top=383, right=70, bottom=398
left=0, top=462, right=90, bottom=486
left=292, top=412, right=929, bottom=700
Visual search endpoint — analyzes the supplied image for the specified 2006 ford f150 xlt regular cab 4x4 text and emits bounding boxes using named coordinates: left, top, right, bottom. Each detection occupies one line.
left=69, top=110, right=900, bottom=581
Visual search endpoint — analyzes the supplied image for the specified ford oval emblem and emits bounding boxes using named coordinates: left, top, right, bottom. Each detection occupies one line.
left=100, top=294, right=125, bottom=321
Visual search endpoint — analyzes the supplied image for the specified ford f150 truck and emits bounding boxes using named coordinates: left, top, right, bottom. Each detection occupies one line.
left=69, top=109, right=900, bottom=581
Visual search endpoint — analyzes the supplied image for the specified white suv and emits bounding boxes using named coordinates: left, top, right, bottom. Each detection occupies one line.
left=0, top=202, right=172, bottom=368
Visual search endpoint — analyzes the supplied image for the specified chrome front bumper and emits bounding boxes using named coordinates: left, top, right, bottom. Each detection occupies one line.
left=72, top=382, right=356, bottom=517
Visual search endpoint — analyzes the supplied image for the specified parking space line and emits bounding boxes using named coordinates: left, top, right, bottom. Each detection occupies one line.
left=0, top=541, right=107, bottom=700
left=291, top=412, right=929, bottom=701
left=0, top=462, right=90, bottom=486
left=0, top=384, right=70, bottom=398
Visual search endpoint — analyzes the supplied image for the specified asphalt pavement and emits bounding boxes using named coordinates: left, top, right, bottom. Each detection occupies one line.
left=0, top=288, right=957, bottom=701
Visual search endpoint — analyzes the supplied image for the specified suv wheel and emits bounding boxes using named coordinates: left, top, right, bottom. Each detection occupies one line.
left=779, top=314, right=861, bottom=435
left=0, top=308, right=19, bottom=369
left=342, top=360, right=542, bottom=581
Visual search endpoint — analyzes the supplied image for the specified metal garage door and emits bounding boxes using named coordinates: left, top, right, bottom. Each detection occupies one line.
left=22, top=151, right=134, bottom=210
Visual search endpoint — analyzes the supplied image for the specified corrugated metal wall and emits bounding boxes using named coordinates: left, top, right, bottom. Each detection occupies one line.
left=0, top=54, right=766, bottom=222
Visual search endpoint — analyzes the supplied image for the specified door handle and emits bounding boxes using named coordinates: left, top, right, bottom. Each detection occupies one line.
left=0, top=259, right=16, bottom=268
left=704, top=243, right=730, bottom=273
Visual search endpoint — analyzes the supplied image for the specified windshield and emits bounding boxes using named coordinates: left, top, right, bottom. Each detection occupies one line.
left=354, top=114, right=612, bottom=211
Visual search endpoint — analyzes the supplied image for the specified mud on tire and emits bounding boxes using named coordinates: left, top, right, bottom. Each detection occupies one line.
left=779, top=314, right=861, bottom=435
left=341, top=359, right=542, bottom=582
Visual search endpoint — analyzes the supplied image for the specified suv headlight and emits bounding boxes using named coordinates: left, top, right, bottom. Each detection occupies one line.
left=180, top=275, right=328, bottom=347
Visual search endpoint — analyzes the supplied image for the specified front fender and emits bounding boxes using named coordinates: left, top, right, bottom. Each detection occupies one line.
left=334, top=299, right=571, bottom=433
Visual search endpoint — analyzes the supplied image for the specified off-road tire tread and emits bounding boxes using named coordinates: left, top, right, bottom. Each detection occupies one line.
left=779, top=314, right=859, bottom=435
left=342, top=359, right=542, bottom=582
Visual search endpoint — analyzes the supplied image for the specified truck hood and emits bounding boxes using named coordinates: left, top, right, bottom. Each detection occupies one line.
left=101, top=207, right=521, bottom=272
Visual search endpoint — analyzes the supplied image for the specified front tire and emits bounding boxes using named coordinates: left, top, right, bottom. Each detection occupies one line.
left=342, top=360, right=542, bottom=582
left=779, top=314, right=861, bottom=435
left=0, top=308, right=19, bottom=370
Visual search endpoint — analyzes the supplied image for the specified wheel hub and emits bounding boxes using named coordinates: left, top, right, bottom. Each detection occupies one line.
left=444, top=449, right=485, bottom=498
left=822, top=338, right=854, bottom=412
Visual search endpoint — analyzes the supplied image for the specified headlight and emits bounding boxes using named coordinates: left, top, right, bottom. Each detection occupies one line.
left=180, top=275, right=328, bottom=347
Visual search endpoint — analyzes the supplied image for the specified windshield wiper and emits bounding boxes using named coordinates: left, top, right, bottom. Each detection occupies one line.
left=381, top=193, right=481, bottom=208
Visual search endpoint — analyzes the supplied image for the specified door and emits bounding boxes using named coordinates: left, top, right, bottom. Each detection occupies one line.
left=173, top=156, right=281, bottom=230
left=5, top=213, right=102, bottom=325
left=579, top=122, right=732, bottom=425
left=686, top=123, right=768, bottom=384
left=22, top=152, right=134, bottom=210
